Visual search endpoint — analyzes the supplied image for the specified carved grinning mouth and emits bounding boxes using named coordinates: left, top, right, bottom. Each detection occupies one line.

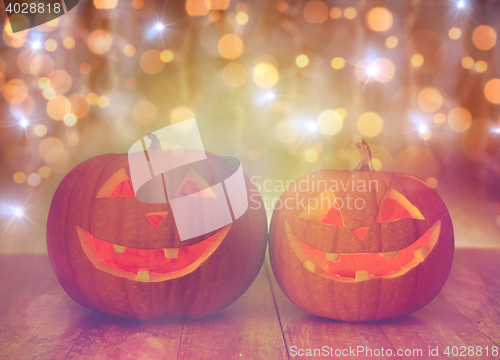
left=285, top=219, right=441, bottom=283
left=76, top=224, right=231, bottom=282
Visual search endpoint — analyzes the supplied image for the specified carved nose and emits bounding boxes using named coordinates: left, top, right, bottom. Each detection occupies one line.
left=145, top=212, right=168, bottom=230
left=352, top=227, right=369, bottom=241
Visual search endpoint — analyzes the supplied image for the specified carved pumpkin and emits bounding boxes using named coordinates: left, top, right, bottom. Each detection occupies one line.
left=47, top=152, right=267, bottom=319
left=269, top=140, right=454, bottom=322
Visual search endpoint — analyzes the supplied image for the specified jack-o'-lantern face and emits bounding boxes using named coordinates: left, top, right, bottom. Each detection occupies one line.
left=76, top=167, right=231, bottom=283
left=285, top=186, right=440, bottom=282
left=47, top=153, right=268, bottom=319
left=269, top=140, right=454, bottom=322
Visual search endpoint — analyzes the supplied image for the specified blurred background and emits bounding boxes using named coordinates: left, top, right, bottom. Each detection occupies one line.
left=0, top=0, right=499, bottom=253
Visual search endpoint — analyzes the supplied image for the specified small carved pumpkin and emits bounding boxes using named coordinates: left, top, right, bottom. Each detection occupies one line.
left=269, top=140, right=454, bottom=322
left=47, top=152, right=267, bottom=319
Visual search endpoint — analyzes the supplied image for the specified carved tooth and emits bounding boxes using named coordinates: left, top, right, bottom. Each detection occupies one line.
left=325, top=253, right=339, bottom=262
left=303, top=261, right=317, bottom=273
left=136, top=268, right=151, bottom=282
left=113, top=244, right=125, bottom=253
left=355, top=270, right=370, bottom=282
left=414, top=247, right=429, bottom=262
left=164, top=248, right=178, bottom=259
left=380, top=251, right=399, bottom=258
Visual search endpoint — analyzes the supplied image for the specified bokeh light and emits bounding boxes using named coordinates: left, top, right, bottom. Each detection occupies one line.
left=186, top=0, right=209, bottom=16
left=344, top=7, right=357, bottom=20
left=296, top=54, right=309, bottom=68
left=433, top=112, right=446, bottom=125
left=253, top=63, right=279, bottom=88
left=13, top=171, right=26, bottom=184
left=170, top=107, right=195, bottom=125
left=48, top=70, right=72, bottom=95
left=63, top=37, right=75, bottom=50
left=34, top=124, right=47, bottom=137
left=27, top=173, right=41, bottom=187
left=47, top=96, right=71, bottom=120
left=38, top=166, right=52, bottom=178
left=472, top=25, right=496, bottom=51
left=418, top=87, right=443, bottom=113
left=87, top=29, right=112, bottom=54
left=235, top=12, right=249, bottom=25
left=448, top=27, right=461, bottom=40
left=140, top=50, right=164, bottom=74
left=329, top=7, right=341, bottom=19
left=484, top=79, right=500, bottom=104
left=218, top=34, right=243, bottom=59
left=79, top=62, right=92, bottom=74
left=426, top=177, right=438, bottom=189
left=44, top=39, right=57, bottom=52
left=305, top=149, right=319, bottom=163
left=474, top=60, right=488, bottom=73
left=303, top=1, right=329, bottom=24
left=318, top=109, right=343, bottom=136
left=63, top=114, right=77, bottom=127
left=411, top=54, right=424, bottom=67
left=94, top=0, right=117, bottom=8
left=366, top=7, right=393, bottom=32
left=160, top=50, right=174, bottom=63
left=448, top=107, right=472, bottom=132
left=331, top=57, right=345, bottom=70
left=206, top=0, right=230, bottom=10
left=461, top=56, right=474, bottom=69
left=276, top=0, right=288, bottom=12
left=69, top=93, right=90, bottom=118
left=208, top=11, right=220, bottom=22
left=124, top=45, right=136, bottom=57
left=385, top=36, right=398, bottom=49
left=357, top=112, right=383, bottom=137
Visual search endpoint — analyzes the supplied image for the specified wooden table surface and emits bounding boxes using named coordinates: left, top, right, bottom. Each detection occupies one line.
left=0, top=249, right=499, bottom=360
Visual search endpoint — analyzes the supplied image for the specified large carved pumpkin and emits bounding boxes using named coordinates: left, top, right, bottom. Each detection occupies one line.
left=269, top=140, right=454, bottom=322
left=47, top=152, right=267, bottom=319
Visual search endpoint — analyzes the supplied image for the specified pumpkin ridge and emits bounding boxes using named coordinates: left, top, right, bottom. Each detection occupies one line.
left=63, top=155, right=115, bottom=308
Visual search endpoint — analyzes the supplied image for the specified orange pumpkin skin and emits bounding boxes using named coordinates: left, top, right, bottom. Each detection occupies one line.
left=269, top=142, right=454, bottom=322
left=47, top=153, right=268, bottom=319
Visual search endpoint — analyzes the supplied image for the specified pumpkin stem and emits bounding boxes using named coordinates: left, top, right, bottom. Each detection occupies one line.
left=353, top=139, right=375, bottom=172
left=147, top=133, right=162, bottom=151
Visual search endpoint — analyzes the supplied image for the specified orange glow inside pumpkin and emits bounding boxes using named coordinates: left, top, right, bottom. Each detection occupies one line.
left=286, top=219, right=440, bottom=282
left=76, top=224, right=231, bottom=282
left=298, top=190, right=344, bottom=227
left=96, top=168, right=135, bottom=198
left=81, top=166, right=232, bottom=282
left=376, top=189, right=424, bottom=223
left=173, top=168, right=217, bottom=198
left=144, top=211, right=168, bottom=229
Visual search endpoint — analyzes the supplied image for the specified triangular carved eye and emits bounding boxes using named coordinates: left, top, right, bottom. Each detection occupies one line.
left=298, top=190, right=344, bottom=227
left=376, top=189, right=424, bottom=223
left=173, top=168, right=216, bottom=198
left=96, top=168, right=135, bottom=198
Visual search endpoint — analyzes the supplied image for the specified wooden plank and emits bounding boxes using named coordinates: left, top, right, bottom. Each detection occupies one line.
left=265, top=260, right=398, bottom=360
left=378, top=294, right=498, bottom=359
left=66, top=312, right=184, bottom=360
left=377, top=249, right=500, bottom=360
left=0, top=255, right=93, bottom=360
left=440, top=248, right=500, bottom=344
left=177, top=266, right=288, bottom=360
